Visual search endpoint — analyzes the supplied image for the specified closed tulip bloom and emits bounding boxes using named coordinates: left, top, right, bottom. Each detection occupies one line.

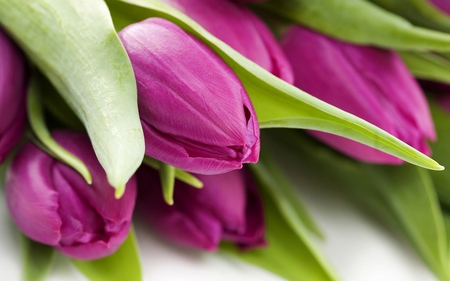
left=0, top=28, right=27, bottom=163
left=6, top=131, right=137, bottom=260
left=161, top=0, right=293, bottom=83
left=119, top=18, right=260, bottom=174
left=136, top=166, right=266, bottom=251
left=281, top=26, right=435, bottom=164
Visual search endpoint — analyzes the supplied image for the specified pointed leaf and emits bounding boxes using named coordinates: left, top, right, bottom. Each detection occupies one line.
left=261, top=129, right=450, bottom=280
left=250, top=151, right=324, bottom=238
left=27, top=72, right=92, bottom=184
left=257, top=0, right=450, bottom=51
left=105, top=0, right=443, bottom=172
left=142, top=156, right=203, bottom=188
left=159, top=163, right=175, bottom=205
left=221, top=188, right=340, bottom=281
left=399, top=51, right=450, bottom=83
left=368, top=0, right=450, bottom=32
left=20, top=235, right=55, bottom=281
left=427, top=101, right=450, bottom=207
left=72, top=228, right=142, bottom=281
left=0, top=0, right=145, bottom=194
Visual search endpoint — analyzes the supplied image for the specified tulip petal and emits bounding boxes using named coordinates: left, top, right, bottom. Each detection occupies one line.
left=137, top=167, right=221, bottom=251
left=161, top=0, right=293, bottom=82
left=6, top=143, right=62, bottom=245
left=0, top=0, right=145, bottom=192
left=120, top=18, right=260, bottom=174
left=281, top=26, right=434, bottom=163
left=107, top=0, right=443, bottom=171
left=0, top=28, right=27, bottom=162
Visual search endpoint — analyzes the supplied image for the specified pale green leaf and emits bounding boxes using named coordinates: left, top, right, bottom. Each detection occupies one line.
left=262, top=129, right=450, bottom=280
left=0, top=0, right=145, bottom=195
left=142, top=156, right=203, bottom=188
left=427, top=101, right=450, bottom=207
left=368, top=0, right=450, bottom=33
left=20, top=235, right=55, bottom=281
left=27, top=72, right=92, bottom=184
left=159, top=162, right=175, bottom=205
left=105, top=0, right=443, bottom=172
left=399, top=51, right=450, bottom=84
left=72, top=228, right=142, bottom=281
left=250, top=151, right=324, bottom=239
left=257, top=0, right=450, bottom=51
left=221, top=188, right=340, bottom=281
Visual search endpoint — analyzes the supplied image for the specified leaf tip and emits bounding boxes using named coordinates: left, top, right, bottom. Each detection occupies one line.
left=114, top=184, right=126, bottom=199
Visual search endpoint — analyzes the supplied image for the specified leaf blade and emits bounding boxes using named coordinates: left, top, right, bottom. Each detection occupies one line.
left=0, top=0, right=145, bottom=193
left=107, top=0, right=443, bottom=172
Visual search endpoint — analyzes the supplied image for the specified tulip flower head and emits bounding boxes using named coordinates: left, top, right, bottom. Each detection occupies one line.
left=119, top=18, right=260, bottom=174
left=0, top=28, right=27, bottom=163
left=161, top=0, right=293, bottom=83
left=136, top=166, right=266, bottom=251
left=281, top=26, right=435, bottom=164
left=6, top=131, right=137, bottom=260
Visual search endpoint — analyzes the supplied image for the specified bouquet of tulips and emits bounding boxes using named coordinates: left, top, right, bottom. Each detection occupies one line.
left=3, top=0, right=450, bottom=280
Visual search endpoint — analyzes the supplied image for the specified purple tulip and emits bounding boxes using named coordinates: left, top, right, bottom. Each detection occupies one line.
left=281, top=26, right=435, bottom=164
left=119, top=18, right=260, bottom=175
left=161, top=0, right=293, bottom=83
left=136, top=166, right=266, bottom=251
left=0, top=28, right=27, bottom=163
left=430, top=0, right=450, bottom=15
left=6, top=131, right=137, bottom=260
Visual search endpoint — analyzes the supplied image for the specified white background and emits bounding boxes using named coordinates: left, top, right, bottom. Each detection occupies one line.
left=0, top=175, right=440, bottom=281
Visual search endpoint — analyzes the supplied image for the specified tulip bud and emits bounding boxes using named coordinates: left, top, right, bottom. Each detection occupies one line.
left=6, top=131, right=137, bottom=260
left=281, top=26, right=435, bottom=164
left=0, top=28, right=27, bottom=163
left=136, top=166, right=266, bottom=251
left=161, top=0, right=293, bottom=83
left=430, top=0, right=450, bottom=15
left=119, top=18, right=260, bottom=175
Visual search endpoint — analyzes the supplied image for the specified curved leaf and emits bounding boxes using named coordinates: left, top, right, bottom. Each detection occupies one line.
left=427, top=101, right=450, bottom=207
left=400, top=51, right=450, bottom=84
left=222, top=188, right=340, bottom=281
left=264, top=129, right=450, bottom=281
left=256, top=0, right=450, bottom=51
left=0, top=0, right=145, bottom=196
left=106, top=0, right=443, bottom=171
left=142, top=156, right=203, bottom=188
left=27, top=71, right=92, bottom=184
left=369, top=0, right=450, bottom=32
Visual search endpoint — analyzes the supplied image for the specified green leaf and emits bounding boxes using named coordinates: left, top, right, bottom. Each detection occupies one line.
left=72, top=228, right=142, bottom=281
left=142, top=156, right=203, bottom=188
left=105, top=0, right=443, bottom=172
left=159, top=162, right=175, bottom=205
left=250, top=151, right=324, bottom=239
left=427, top=101, right=450, bottom=207
left=368, top=0, right=450, bottom=33
left=256, top=0, right=450, bottom=51
left=0, top=0, right=145, bottom=196
left=20, top=235, right=55, bottom=281
left=399, top=51, right=450, bottom=84
left=27, top=72, right=92, bottom=184
left=261, top=129, right=450, bottom=281
left=221, top=188, right=340, bottom=281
